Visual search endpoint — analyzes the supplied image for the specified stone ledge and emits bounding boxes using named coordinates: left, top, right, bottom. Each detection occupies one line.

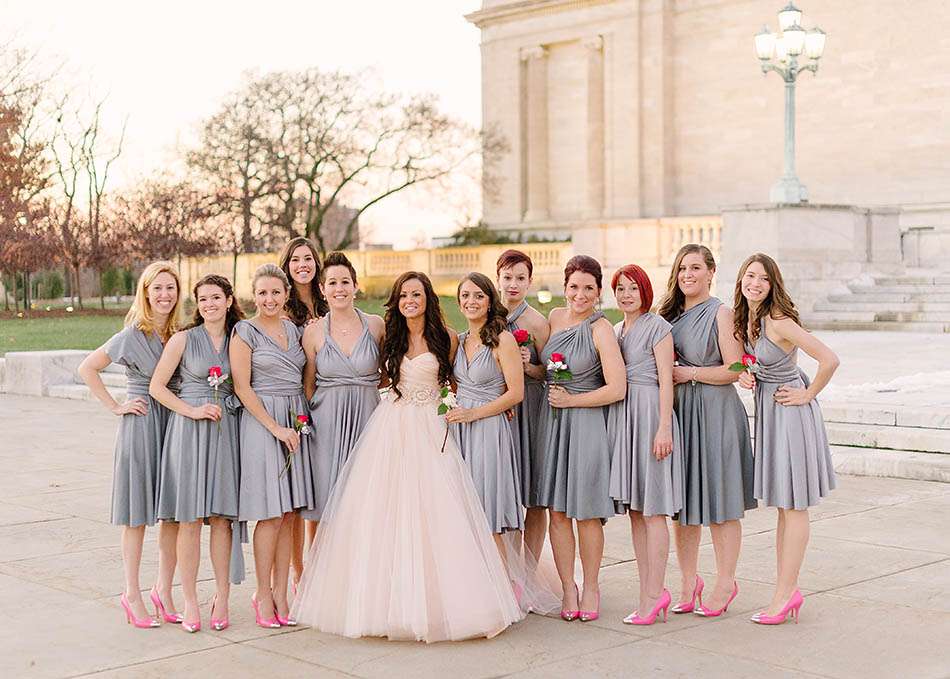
left=1, top=350, right=90, bottom=397
left=833, top=446, right=950, bottom=483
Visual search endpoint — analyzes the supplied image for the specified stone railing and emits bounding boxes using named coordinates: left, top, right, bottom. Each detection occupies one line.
left=657, top=216, right=722, bottom=266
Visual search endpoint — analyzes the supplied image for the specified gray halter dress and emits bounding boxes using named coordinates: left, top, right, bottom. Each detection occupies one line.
left=748, top=319, right=836, bottom=509
left=670, top=297, right=756, bottom=526
left=232, top=319, right=315, bottom=521
left=157, top=325, right=246, bottom=583
left=537, top=312, right=615, bottom=521
left=607, top=313, right=684, bottom=517
left=301, top=310, right=381, bottom=521
left=506, top=301, right=546, bottom=508
left=105, top=326, right=178, bottom=527
left=451, top=333, right=524, bottom=533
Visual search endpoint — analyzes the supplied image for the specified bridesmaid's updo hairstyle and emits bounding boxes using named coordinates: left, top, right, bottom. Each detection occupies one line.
left=188, top=274, right=245, bottom=332
left=321, top=251, right=358, bottom=285
left=732, top=252, right=801, bottom=346
left=382, top=271, right=453, bottom=399
left=496, top=249, right=534, bottom=278
left=563, top=255, right=603, bottom=290
left=457, top=272, right=509, bottom=349
left=126, top=260, right=182, bottom=342
left=279, top=236, right=329, bottom=324
left=658, top=244, right=716, bottom=321
left=611, top=264, right=654, bottom=313
left=252, top=263, right=290, bottom=293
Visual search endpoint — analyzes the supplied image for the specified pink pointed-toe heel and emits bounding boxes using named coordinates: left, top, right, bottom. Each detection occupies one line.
left=275, top=610, right=297, bottom=627
left=252, top=594, right=281, bottom=629
left=560, top=583, right=580, bottom=622
left=671, top=575, right=704, bottom=614
left=181, top=615, right=201, bottom=633
left=150, top=586, right=183, bottom=624
left=210, top=594, right=230, bottom=631
left=578, top=591, right=601, bottom=622
left=751, top=589, right=804, bottom=625
left=623, top=589, right=672, bottom=626
left=695, top=581, right=739, bottom=618
left=120, top=593, right=160, bottom=629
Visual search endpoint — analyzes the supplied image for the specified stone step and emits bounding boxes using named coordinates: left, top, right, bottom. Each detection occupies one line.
left=824, top=421, right=950, bottom=454
left=830, top=291, right=950, bottom=303
left=849, top=283, right=950, bottom=295
left=871, top=275, right=950, bottom=286
left=814, top=300, right=950, bottom=313
left=832, top=445, right=950, bottom=483
left=0, top=358, right=5, bottom=388
left=99, top=372, right=128, bottom=388
left=805, top=319, right=950, bottom=333
left=47, top=383, right=126, bottom=402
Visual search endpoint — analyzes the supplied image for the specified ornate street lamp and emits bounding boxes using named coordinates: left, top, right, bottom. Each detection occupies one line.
left=754, top=3, right=826, bottom=203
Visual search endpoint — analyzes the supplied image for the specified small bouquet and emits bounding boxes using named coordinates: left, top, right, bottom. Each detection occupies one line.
left=512, top=328, right=533, bottom=347
left=280, top=411, right=312, bottom=477
left=547, top=352, right=572, bottom=422
left=438, top=385, right=458, bottom=452
left=728, top=353, right=759, bottom=374
left=207, top=366, right=230, bottom=429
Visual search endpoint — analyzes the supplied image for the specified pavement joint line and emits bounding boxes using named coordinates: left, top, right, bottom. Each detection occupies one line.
left=804, top=556, right=950, bottom=598
left=806, top=532, right=950, bottom=557
left=498, top=634, right=650, bottom=677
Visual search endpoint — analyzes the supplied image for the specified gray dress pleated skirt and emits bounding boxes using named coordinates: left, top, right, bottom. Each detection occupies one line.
left=157, top=326, right=240, bottom=523
left=105, top=326, right=178, bottom=527
left=748, top=319, right=836, bottom=509
left=233, top=319, right=315, bottom=521
left=451, top=333, right=524, bottom=533
left=670, top=298, right=756, bottom=526
left=507, top=301, right=546, bottom=508
left=537, top=312, right=615, bottom=521
left=607, top=313, right=684, bottom=517
left=301, top=310, right=381, bottom=521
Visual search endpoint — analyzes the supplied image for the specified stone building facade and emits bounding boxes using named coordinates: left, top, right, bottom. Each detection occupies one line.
left=466, top=0, right=950, bottom=234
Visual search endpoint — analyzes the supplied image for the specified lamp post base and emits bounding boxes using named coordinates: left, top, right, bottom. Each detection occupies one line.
left=770, top=176, right=809, bottom=203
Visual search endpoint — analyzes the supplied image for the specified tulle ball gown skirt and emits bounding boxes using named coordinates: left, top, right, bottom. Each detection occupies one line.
left=291, top=364, right=523, bottom=642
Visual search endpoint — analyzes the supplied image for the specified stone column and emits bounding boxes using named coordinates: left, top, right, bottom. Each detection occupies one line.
left=520, top=45, right=549, bottom=223
left=584, top=35, right=605, bottom=219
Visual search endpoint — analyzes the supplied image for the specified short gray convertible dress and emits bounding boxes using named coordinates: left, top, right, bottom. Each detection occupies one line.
left=158, top=326, right=239, bottom=524
left=748, top=319, right=836, bottom=509
left=233, top=319, right=315, bottom=521
left=670, top=298, right=756, bottom=526
left=607, top=313, right=684, bottom=517
left=451, top=333, right=524, bottom=533
left=537, top=312, right=615, bottom=521
left=105, top=326, right=178, bottom=527
left=507, top=301, right=545, bottom=508
left=301, top=310, right=381, bottom=521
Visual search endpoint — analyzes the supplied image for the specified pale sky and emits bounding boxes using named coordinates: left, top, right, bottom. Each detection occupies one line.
left=3, top=0, right=485, bottom=248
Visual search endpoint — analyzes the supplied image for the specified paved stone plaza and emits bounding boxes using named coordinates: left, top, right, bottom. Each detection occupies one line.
left=0, top=392, right=948, bottom=679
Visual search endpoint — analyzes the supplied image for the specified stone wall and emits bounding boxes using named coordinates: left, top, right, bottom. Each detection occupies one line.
left=469, top=0, right=950, bottom=231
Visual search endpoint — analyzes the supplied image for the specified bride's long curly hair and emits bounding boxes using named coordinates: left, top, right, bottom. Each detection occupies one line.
left=381, top=271, right=452, bottom=399
left=732, top=252, right=801, bottom=346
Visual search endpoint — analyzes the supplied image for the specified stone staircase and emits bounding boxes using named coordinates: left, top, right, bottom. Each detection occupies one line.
left=47, top=364, right=127, bottom=401
left=806, top=270, right=950, bottom=332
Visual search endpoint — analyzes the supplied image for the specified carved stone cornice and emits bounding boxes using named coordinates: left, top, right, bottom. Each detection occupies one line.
left=466, top=0, right=616, bottom=29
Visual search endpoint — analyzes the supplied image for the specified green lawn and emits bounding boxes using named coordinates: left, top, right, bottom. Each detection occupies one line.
left=0, top=297, right=622, bottom=355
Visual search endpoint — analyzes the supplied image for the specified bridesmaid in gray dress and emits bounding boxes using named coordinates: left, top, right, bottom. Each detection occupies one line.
left=150, top=274, right=245, bottom=632
left=607, top=264, right=682, bottom=626
left=301, top=252, right=383, bottom=527
left=448, top=273, right=525, bottom=537
left=77, top=261, right=183, bottom=629
left=230, top=264, right=315, bottom=629
left=278, top=236, right=328, bottom=586
left=538, top=256, right=626, bottom=623
left=658, top=244, right=754, bottom=619
left=734, top=253, right=839, bottom=625
left=497, top=249, right=551, bottom=560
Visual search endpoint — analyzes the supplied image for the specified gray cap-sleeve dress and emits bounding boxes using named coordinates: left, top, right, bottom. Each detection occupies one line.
left=451, top=332, right=524, bottom=533
left=506, top=301, right=546, bottom=508
left=300, top=310, right=381, bottom=521
left=537, top=311, right=616, bottom=521
left=748, top=319, right=836, bottom=509
left=232, top=319, right=315, bottom=521
left=607, top=313, right=684, bottom=517
left=105, top=326, right=179, bottom=527
left=670, top=297, right=756, bottom=526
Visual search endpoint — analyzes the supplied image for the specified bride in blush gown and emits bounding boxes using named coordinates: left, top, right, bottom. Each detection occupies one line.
left=291, top=272, right=524, bottom=642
